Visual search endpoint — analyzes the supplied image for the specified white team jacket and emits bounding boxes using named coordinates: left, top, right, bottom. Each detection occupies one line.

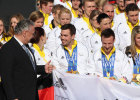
left=74, top=18, right=90, bottom=34
left=54, top=0, right=65, bottom=6
left=114, top=12, right=140, bottom=29
left=52, top=42, right=93, bottom=74
left=47, top=26, right=83, bottom=54
left=114, top=13, right=127, bottom=29
left=81, top=28, right=119, bottom=55
left=43, top=24, right=53, bottom=37
left=117, top=22, right=140, bottom=51
left=137, top=1, right=140, bottom=9
left=31, top=46, right=52, bottom=65
left=92, top=48, right=133, bottom=82
left=81, top=29, right=101, bottom=55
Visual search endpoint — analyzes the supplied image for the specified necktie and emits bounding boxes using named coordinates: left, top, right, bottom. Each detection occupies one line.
left=22, top=45, right=36, bottom=70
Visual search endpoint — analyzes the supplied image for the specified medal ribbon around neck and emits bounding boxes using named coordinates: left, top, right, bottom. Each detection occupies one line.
left=101, top=48, right=116, bottom=77
left=64, top=44, right=78, bottom=74
left=134, top=52, right=140, bottom=74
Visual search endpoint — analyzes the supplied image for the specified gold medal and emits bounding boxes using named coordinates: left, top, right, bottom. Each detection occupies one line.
left=107, top=72, right=110, bottom=77
left=136, top=74, right=140, bottom=82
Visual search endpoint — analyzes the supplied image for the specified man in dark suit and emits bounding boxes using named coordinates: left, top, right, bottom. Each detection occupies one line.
left=0, top=19, right=54, bottom=100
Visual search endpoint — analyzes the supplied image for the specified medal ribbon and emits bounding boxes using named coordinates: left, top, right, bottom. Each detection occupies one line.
left=64, top=40, right=78, bottom=74
left=101, top=47, right=116, bottom=77
left=134, top=47, right=140, bottom=74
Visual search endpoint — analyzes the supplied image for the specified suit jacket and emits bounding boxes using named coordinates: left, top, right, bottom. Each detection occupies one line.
left=0, top=37, right=45, bottom=100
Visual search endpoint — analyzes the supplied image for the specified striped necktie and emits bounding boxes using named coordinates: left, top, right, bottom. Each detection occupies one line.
left=22, top=45, right=36, bottom=70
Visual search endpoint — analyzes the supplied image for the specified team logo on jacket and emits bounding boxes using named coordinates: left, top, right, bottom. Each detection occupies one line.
left=61, top=56, right=64, bottom=59
left=123, top=31, right=127, bottom=34
left=38, top=58, right=40, bottom=61
left=81, top=28, right=84, bottom=30
left=95, top=41, right=98, bottom=44
left=98, top=58, right=101, bottom=61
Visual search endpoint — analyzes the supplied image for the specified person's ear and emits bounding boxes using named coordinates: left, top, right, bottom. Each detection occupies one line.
left=40, top=35, right=44, bottom=41
left=72, top=34, right=75, bottom=40
left=52, top=13, right=55, bottom=18
left=22, top=30, right=26, bottom=38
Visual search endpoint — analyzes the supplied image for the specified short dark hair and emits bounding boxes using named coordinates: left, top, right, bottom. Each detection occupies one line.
left=30, top=27, right=45, bottom=43
left=40, top=0, right=54, bottom=8
left=125, top=3, right=139, bottom=14
left=61, top=24, right=76, bottom=36
left=101, top=28, right=115, bottom=39
left=124, top=0, right=136, bottom=5
left=97, top=13, right=109, bottom=24
left=82, top=0, right=95, bottom=6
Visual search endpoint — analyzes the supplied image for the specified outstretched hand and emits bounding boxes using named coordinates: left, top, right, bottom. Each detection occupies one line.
left=45, top=60, right=56, bottom=73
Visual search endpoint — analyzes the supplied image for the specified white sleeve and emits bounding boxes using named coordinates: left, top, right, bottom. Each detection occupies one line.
left=120, top=54, right=133, bottom=82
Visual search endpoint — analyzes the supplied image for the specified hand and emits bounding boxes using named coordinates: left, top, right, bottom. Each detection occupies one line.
left=45, top=60, right=56, bottom=73
left=14, top=99, right=18, bottom=100
left=109, top=77, right=116, bottom=80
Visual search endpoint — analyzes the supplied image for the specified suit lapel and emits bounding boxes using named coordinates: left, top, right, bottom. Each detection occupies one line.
left=11, top=37, right=36, bottom=72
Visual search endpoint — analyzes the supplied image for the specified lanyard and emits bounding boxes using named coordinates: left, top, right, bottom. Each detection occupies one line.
left=134, top=53, right=140, bottom=74
left=102, top=52, right=115, bottom=77
left=64, top=46, right=78, bottom=72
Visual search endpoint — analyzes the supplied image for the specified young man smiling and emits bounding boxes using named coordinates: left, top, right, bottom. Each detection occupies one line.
left=53, top=24, right=92, bottom=74
left=92, top=28, right=132, bottom=82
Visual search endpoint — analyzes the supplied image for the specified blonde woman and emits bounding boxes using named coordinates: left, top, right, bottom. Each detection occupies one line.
left=29, top=11, right=44, bottom=28
left=47, top=7, right=72, bottom=53
left=47, top=7, right=82, bottom=53
left=125, top=26, right=140, bottom=85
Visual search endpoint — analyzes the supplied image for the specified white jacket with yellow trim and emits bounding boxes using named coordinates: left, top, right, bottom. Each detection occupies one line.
left=114, top=13, right=127, bottom=28
left=81, top=28, right=120, bottom=55
left=116, top=23, right=131, bottom=51
left=43, top=24, right=53, bottom=37
left=74, top=18, right=89, bottom=34
left=114, top=12, right=140, bottom=29
left=47, top=26, right=83, bottom=54
left=41, top=13, right=53, bottom=27
left=117, top=22, right=140, bottom=51
left=92, top=48, right=133, bottom=82
left=52, top=42, right=94, bottom=74
left=31, top=46, right=52, bottom=65
left=81, top=29, right=101, bottom=55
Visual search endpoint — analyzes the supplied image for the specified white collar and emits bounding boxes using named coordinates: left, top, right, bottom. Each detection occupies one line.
left=14, top=35, right=23, bottom=46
